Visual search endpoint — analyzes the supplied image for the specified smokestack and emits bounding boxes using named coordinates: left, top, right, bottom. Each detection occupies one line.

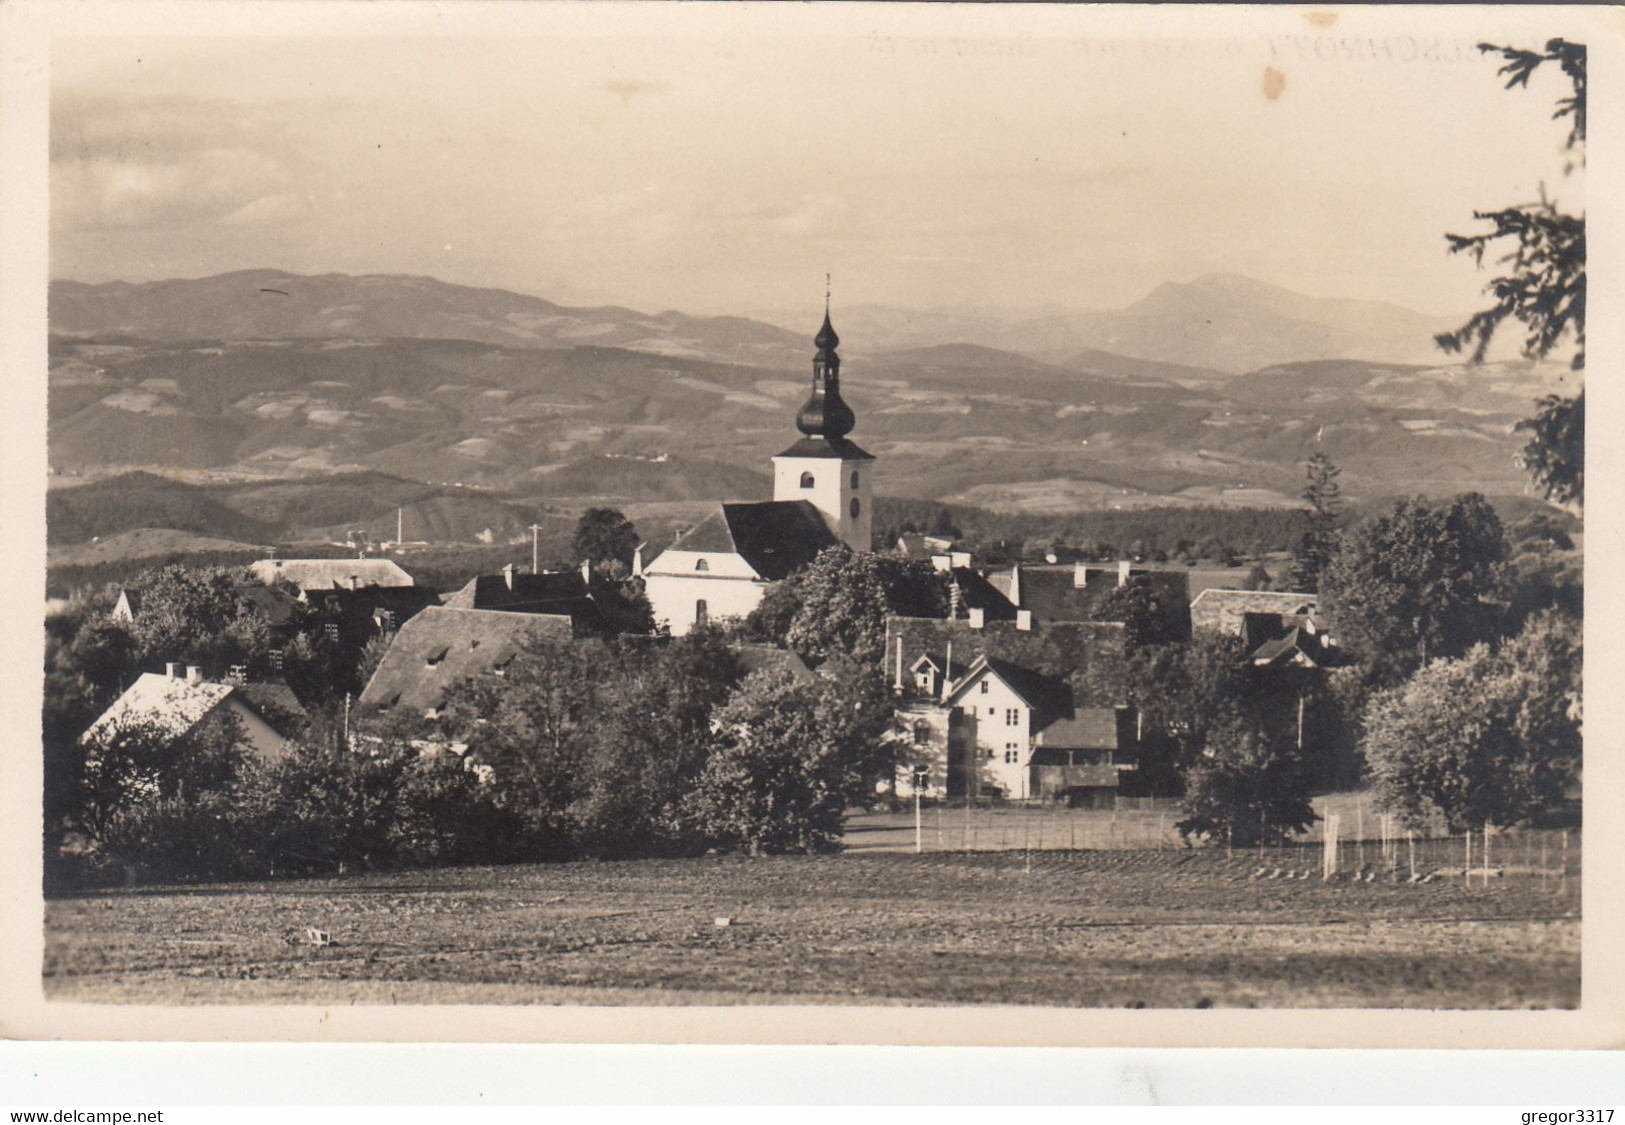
left=581, top=559, right=591, bottom=584
left=941, top=640, right=953, bottom=702
left=185, top=665, right=203, bottom=685
left=632, top=543, right=645, bottom=579
left=1118, top=558, right=1131, bottom=587
left=398, top=506, right=404, bottom=545
left=1007, top=564, right=1021, bottom=609
left=165, top=662, right=180, bottom=680
left=894, top=633, right=904, bottom=693
left=1074, top=562, right=1088, bottom=589
left=502, top=563, right=515, bottom=590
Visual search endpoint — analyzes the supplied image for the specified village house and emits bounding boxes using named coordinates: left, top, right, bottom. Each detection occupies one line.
left=885, top=615, right=1136, bottom=805
left=895, top=653, right=1139, bottom=805
left=81, top=662, right=303, bottom=761
left=439, top=561, right=612, bottom=635
left=1189, top=588, right=1338, bottom=668
left=643, top=306, right=873, bottom=634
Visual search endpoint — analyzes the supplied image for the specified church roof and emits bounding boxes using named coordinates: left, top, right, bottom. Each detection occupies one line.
left=814, top=309, right=840, bottom=352
left=774, top=435, right=875, bottom=460
left=668, top=500, right=839, bottom=580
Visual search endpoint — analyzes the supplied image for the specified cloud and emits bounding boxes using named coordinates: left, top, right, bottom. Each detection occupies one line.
left=220, top=192, right=310, bottom=227
left=50, top=92, right=320, bottom=231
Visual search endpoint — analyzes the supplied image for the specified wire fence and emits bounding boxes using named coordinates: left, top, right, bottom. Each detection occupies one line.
left=843, top=797, right=1581, bottom=891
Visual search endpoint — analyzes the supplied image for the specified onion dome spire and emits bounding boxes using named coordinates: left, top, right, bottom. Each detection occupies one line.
left=796, top=281, right=855, bottom=440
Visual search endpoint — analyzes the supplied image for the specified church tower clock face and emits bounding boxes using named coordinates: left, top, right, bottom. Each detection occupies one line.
left=770, top=299, right=875, bottom=552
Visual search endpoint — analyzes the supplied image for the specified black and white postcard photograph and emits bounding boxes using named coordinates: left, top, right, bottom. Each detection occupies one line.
left=1, top=0, right=1621, bottom=1053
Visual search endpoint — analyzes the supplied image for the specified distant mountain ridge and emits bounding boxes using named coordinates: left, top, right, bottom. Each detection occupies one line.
left=52, top=268, right=1465, bottom=375
left=50, top=270, right=812, bottom=370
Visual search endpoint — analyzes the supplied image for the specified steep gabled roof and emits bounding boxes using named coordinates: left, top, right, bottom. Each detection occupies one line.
left=358, top=606, right=572, bottom=715
left=235, top=681, right=310, bottom=733
left=82, top=673, right=236, bottom=745
left=1190, top=588, right=1318, bottom=635
left=950, top=567, right=1019, bottom=621
left=1034, top=708, right=1121, bottom=750
left=667, top=500, right=838, bottom=581
left=250, top=558, right=415, bottom=592
left=440, top=570, right=610, bottom=633
left=735, top=643, right=819, bottom=684
left=234, top=584, right=301, bottom=628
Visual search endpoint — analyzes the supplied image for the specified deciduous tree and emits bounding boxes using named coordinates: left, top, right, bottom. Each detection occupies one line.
left=1320, top=493, right=1506, bottom=682
left=1363, top=608, right=1580, bottom=830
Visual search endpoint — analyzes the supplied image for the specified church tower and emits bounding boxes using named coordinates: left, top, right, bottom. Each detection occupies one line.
left=771, top=302, right=874, bottom=552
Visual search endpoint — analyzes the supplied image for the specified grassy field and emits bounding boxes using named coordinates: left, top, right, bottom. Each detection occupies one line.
left=44, top=844, right=1579, bottom=1010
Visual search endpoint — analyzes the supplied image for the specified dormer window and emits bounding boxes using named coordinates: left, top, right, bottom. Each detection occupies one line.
left=425, top=646, right=449, bottom=667
left=695, top=559, right=709, bottom=572
left=800, top=472, right=815, bottom=489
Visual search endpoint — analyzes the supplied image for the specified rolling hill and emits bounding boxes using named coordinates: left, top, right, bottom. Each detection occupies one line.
left=49, top=271, right=811, bottom=370
left=44, top=268, right=1569, bottom=544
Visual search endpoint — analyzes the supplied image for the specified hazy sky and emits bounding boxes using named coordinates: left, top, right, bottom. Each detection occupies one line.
left=49, top=7, right=1589, bottom=321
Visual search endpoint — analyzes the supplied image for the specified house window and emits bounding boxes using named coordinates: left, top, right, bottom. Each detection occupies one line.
left=850, top=470, right=860, bottom=489
left=324, top=622, right=340, bottom=643
left=988, top=707, right=996, bottom=716
left=1005, top=750, right=1019, bottom=764
left=850, top=498, right=861, bottom=518
left=1006, top=708, right=1020, bottom=726
left=695, top=559, right=709, bottom=572
left=800, top=472, right=815, bottom=489
left=980, top=681, right=989, bottom=695
left=913, top=723, right=931, bottom=746
left=695, top=599, right=708, bottom=626
left=916, top=671, right=932, bottom=691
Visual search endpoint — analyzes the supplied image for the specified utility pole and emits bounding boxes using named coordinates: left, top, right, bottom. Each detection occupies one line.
left=530, top=523, right=544, bottom=574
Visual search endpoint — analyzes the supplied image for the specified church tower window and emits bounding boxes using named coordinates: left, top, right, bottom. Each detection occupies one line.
left=800, top=472, right=815, bottom=488
left=851, top=470, right=860, bottom=489
left=850, top=498, right=861, bottom=518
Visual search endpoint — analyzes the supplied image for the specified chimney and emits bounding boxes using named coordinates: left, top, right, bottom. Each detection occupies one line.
left=185, top=665, right=203, bottom=685
left=346, top=574, right=360, bottom=591
left=1118, top=558, right=1132, bottom=587
left=502, top=563, right=516, bottom=591
left=968, top=606, right=985, bottom=629
left=1016, top=608, right=1032, bottom=632
left=1007, top=564, right=1022, bottom=609
left=1074, top=562, right=1089, bottom=588
left=165, top=662, right=180, bottom=680
left=941, top=640, right=954, bottom=702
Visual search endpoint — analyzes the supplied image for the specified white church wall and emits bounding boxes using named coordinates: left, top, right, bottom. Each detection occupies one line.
left=645, top=572, right=768, bottom=636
